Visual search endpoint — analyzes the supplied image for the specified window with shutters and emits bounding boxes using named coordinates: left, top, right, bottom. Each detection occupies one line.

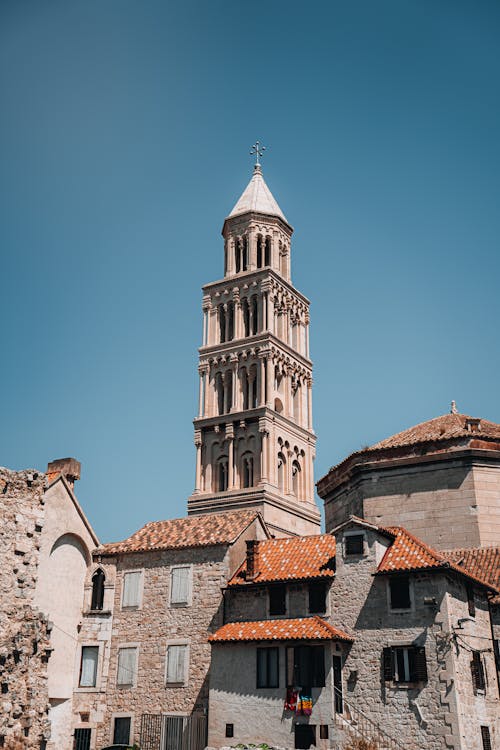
left=471, top=651, right=486, bottom=693
left=269, top=584, right=286, bottom=616
left=388, top=576, right=412, bottom=611
left=170, top=566, right=192, bottom=607
left=117, top=646, right=138, bottom=688
left=79, top=646, right=99, bottom=688
left=121, top=570, right=143, bottom=609
left=286, top=645, right=325, bottom=687
left=382, top=646, right=428, bottom=684
left=256, top=647, right=279, bottom=688
left=480, top=726, right=492, bottom=750
left=166, top=643, right=189, bottom=685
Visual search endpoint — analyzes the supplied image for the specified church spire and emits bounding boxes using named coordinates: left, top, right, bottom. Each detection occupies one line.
left=227, top=164, right=288, bottom=223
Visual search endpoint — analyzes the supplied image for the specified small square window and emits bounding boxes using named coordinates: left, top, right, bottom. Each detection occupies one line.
left=345, top=534, right=364, bottom=556
left=389, top=576, right=411, bottom=610
left=269, top=584, right=286, bottom=616
left=319, top=725, right=329, bottom=740
left=225, top=724, right=234, bottom=738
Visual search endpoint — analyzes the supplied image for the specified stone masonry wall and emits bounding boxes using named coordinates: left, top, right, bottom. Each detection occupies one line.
left=0, top=468, right=51, bottom=748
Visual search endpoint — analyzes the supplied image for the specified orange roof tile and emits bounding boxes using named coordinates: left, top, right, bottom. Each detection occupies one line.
left=229, top=534, right=336, bottom=586
left=377, top=527, right=498, bottom=595
left=370, top=413, right=500, bottom=450
left=209, top=616, right=353, bottom=643
left=96, top=510, right=262, bottom=556
left=442, top=546, right=500, bottom=604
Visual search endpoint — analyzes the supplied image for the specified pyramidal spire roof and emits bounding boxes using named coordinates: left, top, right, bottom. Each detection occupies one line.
left=228, top=165, right=288, bottom=223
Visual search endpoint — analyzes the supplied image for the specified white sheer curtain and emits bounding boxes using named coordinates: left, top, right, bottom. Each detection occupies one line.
left=80, top=646, right=98, bottom=687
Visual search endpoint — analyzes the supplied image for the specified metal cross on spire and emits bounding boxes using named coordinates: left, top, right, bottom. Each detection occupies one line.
left=250, top=141, right=266, bottom=167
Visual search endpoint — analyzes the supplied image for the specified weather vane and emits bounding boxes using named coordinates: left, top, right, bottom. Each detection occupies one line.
left=250, top=141, right=266, bottom=166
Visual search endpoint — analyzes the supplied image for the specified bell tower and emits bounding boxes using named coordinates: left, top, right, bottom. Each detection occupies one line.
left=187, top=147, right=320, bottom=537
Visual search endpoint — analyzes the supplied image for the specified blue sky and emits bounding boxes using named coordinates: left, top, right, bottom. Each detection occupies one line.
left=1, top=0, right=499, bottom=542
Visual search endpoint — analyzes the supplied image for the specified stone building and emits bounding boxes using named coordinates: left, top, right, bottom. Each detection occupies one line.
left=71, top=510, right=269, bottom=749
left=187, top=160, right=320, bottom=538
left=317, top=410, right=500, bottom=550
left=207, top=517, right=499, bottom=750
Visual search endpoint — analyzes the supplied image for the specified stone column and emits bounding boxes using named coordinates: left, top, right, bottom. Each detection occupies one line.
left=266, top=354, right=273, bottom=407
left=305, top=312, right=310, bottom=358
left=227, top=237, right=235, bottom=275
left=307, top=377, right=313, bottom=430
left=194, top=431, right=202, bottom=493
left=259, top=418, right=269, bottom=483
left=233, top=289, right=242, bottom=339
left=249, top=230, right=257, bottom=270
left=226, top=424, right=235, bottom=489
left=198, top=367, right=204, bottom=418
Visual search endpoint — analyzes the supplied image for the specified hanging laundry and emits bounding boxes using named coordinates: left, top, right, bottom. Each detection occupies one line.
left=284, top=687, right=298, bottom=712
left=296, top=689, right=312, bottom=716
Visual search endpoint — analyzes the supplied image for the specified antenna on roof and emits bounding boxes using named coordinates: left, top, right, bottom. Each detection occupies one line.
left=450, top=400, right=458, bottom=414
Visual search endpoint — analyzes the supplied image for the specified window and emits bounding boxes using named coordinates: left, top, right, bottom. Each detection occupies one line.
left=287, top=645, right=325, bottom=687
left=471, top=651, right=486, bottom=693
left=73, top=728, right=91, bottom=750
left=90, top=569, right=105, bottom=611
left=113, top=717, right=131, bottom=744
left=319, top=725, right=329, bottom=740
left=79, top=646, right=98, bottom=688
left=466, top=585, right=476, bottom=618
left=170, top=566, right=191, bottom=607
left=122, top=571, right=142, bottom=609
left=166, top=644, right=188, bottom=685
left=308, top=581, right=327, bottom=614
left=389, top=576, right=411, bottom=610
left=225, top=724, right=234, bottom=738
left=117, top=647, right=137, bottom=687
left=257, top=647, right=279, bottom=688
left=345, top=534, right=364, bottom=556
left=481, top=726, right=492, bottom=750
left=269, top=584, right=286, bottom=616
left=383, top=646, right=428, bottom=683
left=294, top=724, right=316, bottom=749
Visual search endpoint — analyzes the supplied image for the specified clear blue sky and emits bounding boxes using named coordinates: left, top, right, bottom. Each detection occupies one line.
left=1, top=0, right=499, bottom=543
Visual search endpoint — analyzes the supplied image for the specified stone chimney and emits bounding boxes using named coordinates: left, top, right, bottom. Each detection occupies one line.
left=46, top=458, right=81, bottom=489
left=246, top=539, right=260, bottom=580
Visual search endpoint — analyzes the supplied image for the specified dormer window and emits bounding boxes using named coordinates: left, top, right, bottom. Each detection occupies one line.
left=345, top=533, right=364, bottom=556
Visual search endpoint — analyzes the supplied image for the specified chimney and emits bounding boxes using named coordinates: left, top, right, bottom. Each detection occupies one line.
left=246, top=539, right=260, bottom=580
left=47, top=458, right=81, bottom=489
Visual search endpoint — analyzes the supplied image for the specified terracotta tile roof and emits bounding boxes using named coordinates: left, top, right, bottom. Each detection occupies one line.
left=95, top=510, right=262, bottom=556
left=442, top=546, right=500, bottom=604
left=370, top=413, right=500, bottom=451
left=209, top=616, right=353, bottom=643
left=377, top=527, right=499, bottom=596
left=228, top=534, right=336, bottom=586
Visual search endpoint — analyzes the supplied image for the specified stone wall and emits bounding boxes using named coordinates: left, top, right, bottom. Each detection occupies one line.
left=0, top=467, right=51, bottom=747
left=323, top=454, right=500, bottom=550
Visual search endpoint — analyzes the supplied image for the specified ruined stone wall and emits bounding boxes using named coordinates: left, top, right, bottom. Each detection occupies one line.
left=0, top=468, right=51, bottom=748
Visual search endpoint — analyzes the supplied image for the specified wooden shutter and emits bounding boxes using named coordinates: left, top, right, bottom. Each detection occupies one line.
left=122, top=571, right=141, bottom=607
left=471, top=651, right=486, bottom=692
left=117, top=647, right=136, bottom=686
left=383, top=647, right=394, bottom=681
left=167, top=645, right=186, bottom=683
left=171, top=567, right=190, bottom=605
left=481, top=726, right=492, bottom=750
left=413, top=647, right=428, bottom=681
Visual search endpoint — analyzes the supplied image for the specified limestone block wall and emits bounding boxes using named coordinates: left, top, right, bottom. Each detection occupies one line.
left=473, top=463, right=500, bottom=547
left=226, top=580, right=333, bottom=623
left=0, top=467, right=51, bottom=747
left=92, top=544, right=232, bottom=749
left=324, top=456, right=489, bottom=550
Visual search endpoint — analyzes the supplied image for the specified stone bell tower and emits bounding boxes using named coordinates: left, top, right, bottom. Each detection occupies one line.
left=187, top=147, right=320, bottom=536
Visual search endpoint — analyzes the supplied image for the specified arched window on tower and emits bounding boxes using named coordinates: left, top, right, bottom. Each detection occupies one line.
left=251, top=296, right=258, bottom=335
left=217, top=458, right=229, bottom=492
left=235, top=238, right=241, bottom=273
left=91, top=568, right=105, bottom=611
left=280, top=247, right=287, bottom=277
left=277, top=452, right=286, bottom=493
left=227, top=301, right=234, bottom=341
left=216, top=372, right=224, bottom=415
left=224, top=370, right=233, bottom=413
left=242, top=236, right=248, bottom=271
left=249, top=364, right=258, bottom=409
left=257, top=235, right=263, bottom=269
left=292, top=460, right=301, bottom=498
left=219, top=305, right=226, bottom=343
left=265, top=236, right=271, bottom=266
left=241, top=367, right=249, bottom=410
left=242, top=453, right=254, bottom=488
left=242, top=298, right=250, bottom=337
